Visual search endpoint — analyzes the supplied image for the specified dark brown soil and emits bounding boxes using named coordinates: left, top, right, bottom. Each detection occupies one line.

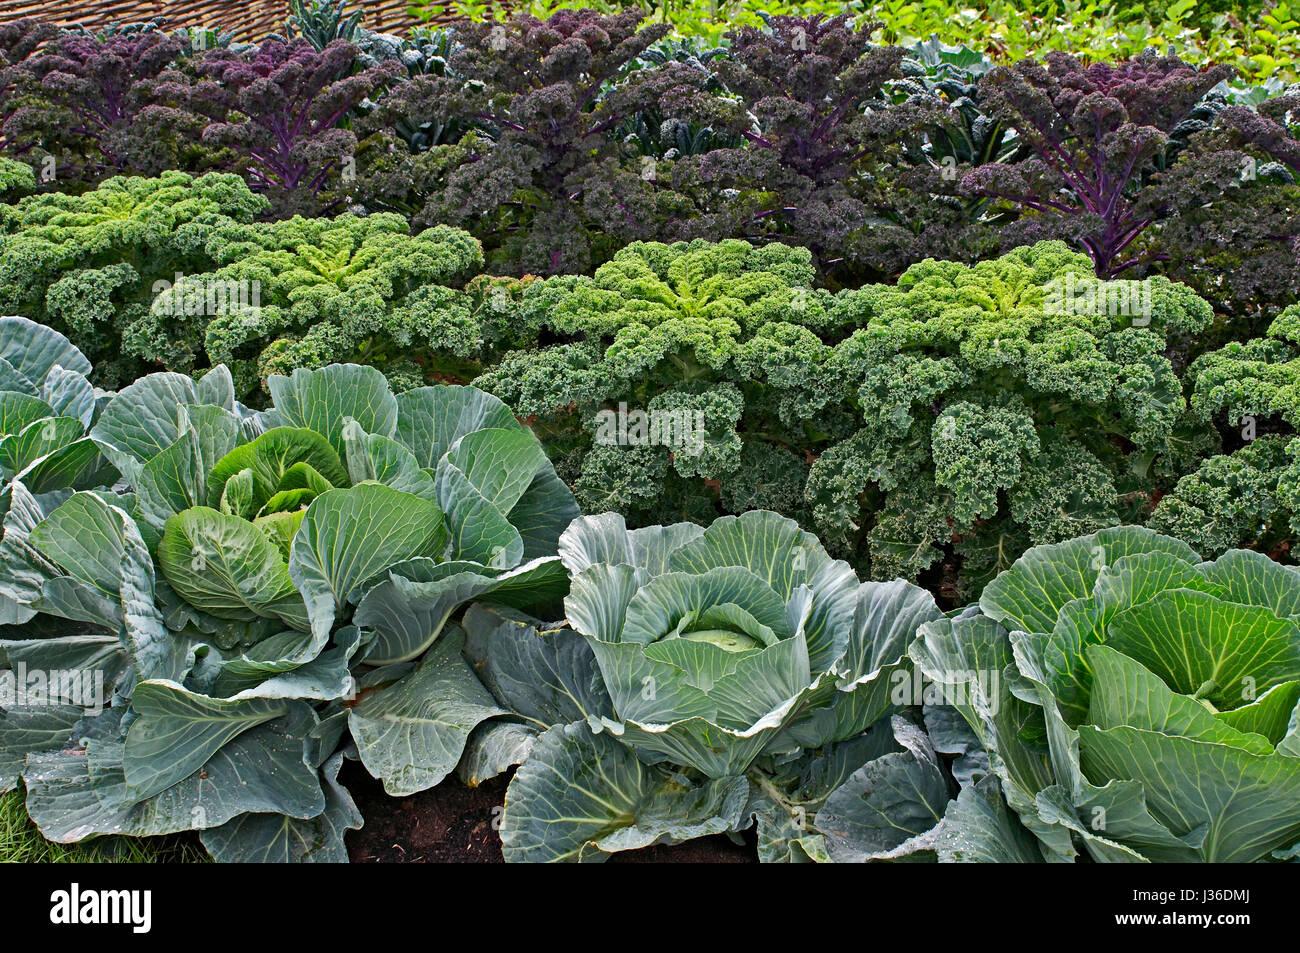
left=344, top=762, right=508, bottom=863
left=343, top=761, right=757, bottom=863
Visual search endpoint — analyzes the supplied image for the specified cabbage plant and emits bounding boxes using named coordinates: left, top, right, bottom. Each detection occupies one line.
left=466, top=509, right=960, bottom=862
left=0, top=360, right=577, bottom=861
left=912, top=525, right=1300, bottom=862
left=0, top=317, right=114, bottom=625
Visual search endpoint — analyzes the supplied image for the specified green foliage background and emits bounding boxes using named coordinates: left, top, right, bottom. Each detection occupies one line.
left=418, top=0, right=1300, bottom=86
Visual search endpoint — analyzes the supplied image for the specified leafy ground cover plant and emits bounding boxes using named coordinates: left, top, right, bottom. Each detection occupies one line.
left=481, top=508, right=963, bottom=862
left=0, top=360, right=577, bottom=861
left=177, top=212, right=484, bottom=398
left=913, top=525, right=1300, bottom=862
left=0, top=170, right=268, bottom=387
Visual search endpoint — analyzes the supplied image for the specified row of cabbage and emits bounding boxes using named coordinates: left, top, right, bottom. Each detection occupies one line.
left=0, top=315, right=1296, bottom=862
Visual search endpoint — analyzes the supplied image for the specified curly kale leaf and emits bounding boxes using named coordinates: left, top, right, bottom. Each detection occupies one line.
left=1149, top=435, right=1294, bottom=558
left=194, top=212, right=483, bottom=396
left=719, top=439, right=809, bottom=518
left=812, top=240, right=1203, bottom=595
left=1005, top=436, right=1119, bottom=543
left=932, top=399, right=1040, bottom=525
left=867, top=475, right=955, bottom=581
left=572, top=441, right=670, bottom=521
left=0, top=170, right=267, bottom=385
left=0, top=155, right=34, bottom=198
left=805, top=418, right=931, bottom=560
left=474, top=341, right=610, bottom=422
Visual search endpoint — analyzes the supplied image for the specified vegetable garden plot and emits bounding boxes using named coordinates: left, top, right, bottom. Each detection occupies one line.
left=1, top=3, right=1299, bottom=864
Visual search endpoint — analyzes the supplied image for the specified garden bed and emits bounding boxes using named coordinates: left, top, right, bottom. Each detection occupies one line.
left=0, top=1, right=1299, bottom=866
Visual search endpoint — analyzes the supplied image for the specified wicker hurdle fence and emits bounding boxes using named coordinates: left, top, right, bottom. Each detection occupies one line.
left=0, top=0, right=452, bottom=40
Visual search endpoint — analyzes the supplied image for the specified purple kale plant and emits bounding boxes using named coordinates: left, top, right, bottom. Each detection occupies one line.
left=357, top=10, right=718, bottom=275
left=962, top=52, right=1235, bottom=276
left=0, top=19, right=56, bottom=153
left=1, top=27, right=204, bottom=186
left=190, top=38, right=401, bottom=217
left=671, top=15, right=932, bottom=281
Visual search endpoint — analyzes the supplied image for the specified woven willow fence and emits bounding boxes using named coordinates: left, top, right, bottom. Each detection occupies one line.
left=0, top=0, right=451, bottom=39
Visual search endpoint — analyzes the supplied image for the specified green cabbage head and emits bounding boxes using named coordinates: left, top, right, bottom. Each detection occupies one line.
left=914, top=525, right=1300, bottom=862
left=561, top=508, right=938, bottom=776
left=486, top=508, right=954, bottom=862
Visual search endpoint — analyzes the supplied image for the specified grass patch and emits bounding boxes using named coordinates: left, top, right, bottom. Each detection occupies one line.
left=0, top=788, right=209, bottom=863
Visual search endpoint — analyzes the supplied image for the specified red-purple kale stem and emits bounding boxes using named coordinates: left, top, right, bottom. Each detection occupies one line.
left=969, top=52, right=1237, bottom=275
left=189, top=38, right=397, bottom=212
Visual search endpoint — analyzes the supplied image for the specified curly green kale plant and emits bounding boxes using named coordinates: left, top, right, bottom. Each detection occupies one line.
left=812, top=240, right=1215, bottom=595
left=473, top=509, right=961, bottom=862
left=0, top=170, right=268, bottom=387
left=0, top=361, right=577, bottom=861
left=865, top=39, right=1024, bottom=278
left=189, top=211, right=484, bottom=399
left=912, top=525, right=1300, bottom=862
left=1153, top=302, right=1300, bottom=557
left=474, top=237, right=843, bottom=528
